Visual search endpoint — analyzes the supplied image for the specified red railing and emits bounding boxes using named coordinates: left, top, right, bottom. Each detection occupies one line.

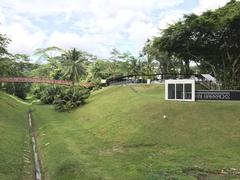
left=0, top=77, right=95, bottom=87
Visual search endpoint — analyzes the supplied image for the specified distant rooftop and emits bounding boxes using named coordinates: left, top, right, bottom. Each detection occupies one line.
left=201, top=74, right=216, bottom=82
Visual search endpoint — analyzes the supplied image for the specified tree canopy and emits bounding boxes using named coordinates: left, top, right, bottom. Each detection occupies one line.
left=144, top=0, right=240, bottom=89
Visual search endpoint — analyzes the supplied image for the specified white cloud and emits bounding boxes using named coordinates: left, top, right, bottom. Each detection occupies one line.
left=1, top=0, right=87, bottom=15
left=158, top=10, right=188, bottom=30
left=47, top=31, right=120, bottom=58
left=1, top=0, right=182, bottom=16
left=74, top=9, right=147, bottom=34
left=0, top=0, right=190, bottom=57
left=193, top=0, right=230, bottom=15
left=128, top=21, right=158, bottom=51
left=156, top=0, right=184, bottom=9
left=0, top=9, right=5, bottom=23
left=0, top=22, right=47, bottom=54
left=2, top=0, right=230, bottom=57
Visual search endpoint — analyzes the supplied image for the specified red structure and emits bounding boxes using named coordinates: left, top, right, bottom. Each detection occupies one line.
left=0, top=77, right=95, bottom=87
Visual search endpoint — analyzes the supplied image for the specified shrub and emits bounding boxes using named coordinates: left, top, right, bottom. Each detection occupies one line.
left=40, top=86, right=63, bottom=104
left=32, top=85, right=47, bottom=99
left=91, top=82, right=103, bottom=91
left=4, top=82, right=31, bottom=99
left=37, top=85, right=90, bottom=111
left=54, top=87, right=90, bottom=112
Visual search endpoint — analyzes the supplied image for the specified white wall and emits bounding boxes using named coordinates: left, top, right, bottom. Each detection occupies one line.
left=165, top=79, right=195, bottom=101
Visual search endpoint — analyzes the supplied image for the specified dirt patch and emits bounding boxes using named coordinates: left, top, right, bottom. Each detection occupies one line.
left=183, top=167, right=240, bottom=179
left=122, top=143, right=157, bottom=148
left=6, top=102, right=16, bottom=108
left=129, top=86, right=138, bottom=93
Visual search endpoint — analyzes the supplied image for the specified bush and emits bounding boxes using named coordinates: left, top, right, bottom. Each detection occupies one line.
left=4, top=82, right=31, bottom=99
left=40, top=86, right=62, bottom=104
left=32, top=85, right=47, bottom=99
left=91, top=82, right=103, bottom=91
left=37, top=85, right=90, bottom=111
left=54, top=87, right=90, bottom=112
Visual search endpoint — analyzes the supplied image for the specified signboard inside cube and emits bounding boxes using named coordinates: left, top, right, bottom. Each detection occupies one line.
left=196, top=90, right=240, bottom=100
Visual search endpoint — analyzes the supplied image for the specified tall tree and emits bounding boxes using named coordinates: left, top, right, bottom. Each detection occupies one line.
left=110, top=49, right=142, bottom=76
left=146, top=0, right=240, bottom=89
left=33, top=46, right=64, bottom=79
left=61, top=48, right=90, bottom=85
left=0, top=33, right=9, bottom=57
left=0, top=33, right=11, bottom=76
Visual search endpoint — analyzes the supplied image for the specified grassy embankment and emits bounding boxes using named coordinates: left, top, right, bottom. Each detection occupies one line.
left=0, top=92, right=33, bottom=180
left=31, top=85, right=240, bottom=179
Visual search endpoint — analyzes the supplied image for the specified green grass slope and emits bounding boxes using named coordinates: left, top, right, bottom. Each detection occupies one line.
left=0, top=92, right=29, bottom=180
left=32, top=85, right=240, bottom=179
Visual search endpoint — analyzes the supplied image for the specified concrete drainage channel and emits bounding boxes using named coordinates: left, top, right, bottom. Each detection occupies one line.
left=28, top=110, right=42, bottom=180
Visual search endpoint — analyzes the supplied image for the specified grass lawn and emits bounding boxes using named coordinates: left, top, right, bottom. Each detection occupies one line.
left=0, top=92, right=32, bottom=180
left=31, top=85, right=240, bottom=179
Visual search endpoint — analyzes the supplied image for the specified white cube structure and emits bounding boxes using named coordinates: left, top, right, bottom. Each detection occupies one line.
left=165, top=79, right=195, bottom=101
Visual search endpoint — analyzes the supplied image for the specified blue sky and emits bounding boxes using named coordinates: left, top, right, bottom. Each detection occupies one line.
left=0, top=0, right=229, bottom=58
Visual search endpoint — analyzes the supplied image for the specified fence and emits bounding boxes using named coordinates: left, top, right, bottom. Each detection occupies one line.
left=0, top=77, right=95, bottom=87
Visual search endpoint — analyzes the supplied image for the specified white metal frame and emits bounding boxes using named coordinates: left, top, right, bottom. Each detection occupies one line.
left=165, top=79, right=195, bottom=101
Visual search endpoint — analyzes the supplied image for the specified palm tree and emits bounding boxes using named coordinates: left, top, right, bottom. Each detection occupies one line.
left=127, top=57, right=140, bottom=75
left=61, top=48, right=87, bottom=85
